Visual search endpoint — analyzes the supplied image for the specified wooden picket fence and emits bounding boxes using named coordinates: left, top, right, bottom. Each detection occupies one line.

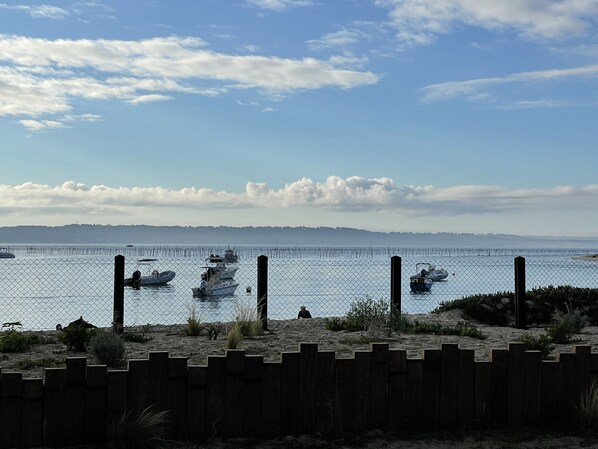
left=1, top=342, right=596, bottom=448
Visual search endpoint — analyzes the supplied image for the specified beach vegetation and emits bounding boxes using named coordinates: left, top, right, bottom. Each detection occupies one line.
left=16, top=357, right=64, bottom=371
left=107, top=406, right=168, bottom=449
left=90, top=330, right=127, bottom=368
left=324, top=317, right=347, bottom=331
left=432, top=285, right=598, bottom=327
left=185, top=304, right=203, bottom=337
left=60, top=324, right=96, bottom=352
left=225, top=324, right=243, bottom=350
left=576, top=379, right=598, bottom=431
left=122, top=332, right=153, bottom=343
left=518, top=333, right=555, bottom=358
left=234, top=298, right=263, bottom=337
left=345, top=296, right=390, bottom=332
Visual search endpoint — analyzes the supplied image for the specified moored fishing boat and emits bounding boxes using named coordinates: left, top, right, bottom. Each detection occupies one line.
left=124, top=259, right=175, bottom=287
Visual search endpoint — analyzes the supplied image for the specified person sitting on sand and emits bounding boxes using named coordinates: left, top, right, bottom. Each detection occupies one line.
left=297, top=306, right=312, bottom=319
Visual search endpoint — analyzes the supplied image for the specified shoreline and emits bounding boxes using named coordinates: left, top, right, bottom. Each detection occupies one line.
left=2, top=315, right=598, bottom=379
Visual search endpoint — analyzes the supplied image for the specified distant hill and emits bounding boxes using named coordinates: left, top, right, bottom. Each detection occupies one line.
left=1, top=224, right=597, bottom=249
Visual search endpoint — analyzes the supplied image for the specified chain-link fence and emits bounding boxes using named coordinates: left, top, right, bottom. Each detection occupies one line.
left=1, top=251, right=597, bottom=330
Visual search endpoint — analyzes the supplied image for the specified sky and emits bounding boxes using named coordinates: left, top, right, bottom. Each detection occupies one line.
left=1, top=0, right=598, bottom=237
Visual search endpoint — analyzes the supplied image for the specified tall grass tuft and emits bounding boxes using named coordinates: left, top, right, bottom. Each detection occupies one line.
left=234, top=297, right=262, bottom=337
left=185, top=304, right=203, bottom=336
left=107, top=406, right=169, bottom=449
left=225, top=324, right=243, bottom=350
left=576, top=378, right=598, bottom=430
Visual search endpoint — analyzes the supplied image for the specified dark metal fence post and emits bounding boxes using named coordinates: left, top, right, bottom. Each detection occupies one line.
left=391, top=256, right=402, bottom=315
left=257, top=255, right=268, bottom=331
left=113, top=255, right=125, bottom=334
left=514, top=256, right=526, bottom=329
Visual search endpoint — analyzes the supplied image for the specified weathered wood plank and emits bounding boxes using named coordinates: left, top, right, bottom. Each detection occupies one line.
left=206, top=356, right=226, bottom=438
left=186, top=366, right=207, bottom=440
left=406, top=359, right=423, bottom=429
left=474, top=361, right=491, bottom=424
left=106, top=370, right=128, bottom=428
left=540, top=361, right=559, bottom=423
left=353, top=351, right=372, bottom=431
left=1, top=372, right=23, bottom=449
left=299, top=343, right=318, bottom=434
left=575, top=346, right=591, bottom=400
left=440, top=344, right=459, bottom=429
left=64, top=357, right=87, bottom=447
left=43, top=368, right=66, bottom=448
left=281, top=351, right=300, bottom=435
left=490, top=349, right=508, bottom=424
left=423, top=349, right=441, bottom=429
left=127, top=359, right=149, bottom=413
left=388, top=350, right=407, bottom=431
left=316, top=351, right=336, bottom=435
left=558, top=352, right=576, bottom=420
left=334, top=357, right=355, bottom=433
left=85, top=365, right=108, bottom=444
left=21, top=378, right=44, bottom=449
left=262, top=362, right=281, bottom=438
left=369, top=344, right=389, bottom=431
left=524, top=351, right=542, bottom=425
left=508, top=343, right=526, bottom=425
left=457, top=349, right=475, bottom=426
left=224, top=350, right=245, bottom=437
left=243, top=355, right=264, bottom=438
left=148, top=352, right=169, bottom=411
left=167, top=357, right=189, bottom=439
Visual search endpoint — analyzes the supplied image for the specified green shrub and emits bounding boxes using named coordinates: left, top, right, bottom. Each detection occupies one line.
left=346, top=296, right=390, bottom=332
left=205, top=324, right=222, bottom=340
left=90, top=330, right=126, bottom=368
left=324, top=317, right=347, bottom=331
left=0, top=330, right=31, bottom=353
left=16, top=357, right=64, bottom=370
left=121, top=332, right=153, bottom=343
left=234, top=298, right=262, bottom=337
left=546, top=318, right=577, bottom=344
left=60, top=325, right=95, bottom=352
left=518, top=332, right=555, bottom=358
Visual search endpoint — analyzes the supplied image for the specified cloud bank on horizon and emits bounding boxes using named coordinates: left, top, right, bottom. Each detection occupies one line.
left=2, top=1, right=598, bottom=237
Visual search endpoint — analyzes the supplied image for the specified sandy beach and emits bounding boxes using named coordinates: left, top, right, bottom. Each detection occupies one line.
left=3, top=313, right=598, bottom=378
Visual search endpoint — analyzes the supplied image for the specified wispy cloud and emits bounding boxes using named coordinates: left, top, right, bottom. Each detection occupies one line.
left=0, top=3, right=69, bottom=19
left=0, top=35, right=379, bottom=129
left=376, top=0, right=598, bottom=48
left=19, top=113, right=103, bottom=131
left=420, top=64, right=598, bottom=105
left=307, top=29, right=366, bottom=51
left=246, top=0, right=315, bottom=12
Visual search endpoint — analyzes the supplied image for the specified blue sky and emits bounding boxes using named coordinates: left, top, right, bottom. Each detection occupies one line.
left=1, top=0, right=598, bottom=237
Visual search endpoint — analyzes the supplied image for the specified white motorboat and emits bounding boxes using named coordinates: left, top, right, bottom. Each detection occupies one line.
left=416, top=262, right=449, bottom=282
left=0, top=247, right=15, bottom=259
left=192, top=268, right=239, bottom=297
left=124, top=259, right=175, bottom=287
left=205, top=253, right=238, bottom=280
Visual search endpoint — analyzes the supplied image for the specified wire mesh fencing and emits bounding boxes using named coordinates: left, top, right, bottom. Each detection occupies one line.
left=1, top=253, right=597, bottom=330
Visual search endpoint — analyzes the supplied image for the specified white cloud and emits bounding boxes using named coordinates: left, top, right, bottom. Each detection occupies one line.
left=376, top=0, right=598, bottom=48
left=420, top=64, right=598, bottom=104
left=0, top=35, right=379, bottom=128
left=0, top=3, right=69, bottom=19
left=246, top=0, right=315, bottom=12
left=307, top=30, right=366, bottom=51
left=2, top=177, right=598, bottom=217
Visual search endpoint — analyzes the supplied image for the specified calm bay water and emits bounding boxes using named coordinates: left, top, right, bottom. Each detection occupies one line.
left=0, top=245, right=597, bottom=330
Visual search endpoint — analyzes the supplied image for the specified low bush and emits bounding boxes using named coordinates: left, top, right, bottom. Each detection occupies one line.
left=225, top=324, right=243, bottom=349
left=60, top=324, right=96, bottom=352
left=518, top=332, right=555, bottom=358
left=346, top=296, right=389, bottom=332
left=324, top=317, right=347, bottom=331
left=90, top=330, right=126, bottom=368
left=185, top=305, right=203, bottom=337
left=577, top=379, right=598, bottom=431
left=0, top=330, right=31, bottom=353
left=121, top=332, right=153, bottom=343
